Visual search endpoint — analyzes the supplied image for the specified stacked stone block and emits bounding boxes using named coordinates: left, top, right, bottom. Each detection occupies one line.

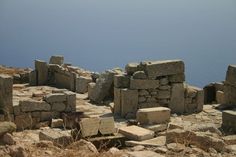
left=224, top=65, right=236, bottom=106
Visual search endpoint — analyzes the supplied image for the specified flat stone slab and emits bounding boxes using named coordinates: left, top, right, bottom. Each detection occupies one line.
left=79, top=117, right=100, bottom=137
left=125, top=136, right=166, bottom=147
left=44, top=93, right=67, bottom=103
left=119, top=125, right=154, bottom=141
left=19, top=100, right=51, bottom=112
left=99, top=117, right=116, bottom=135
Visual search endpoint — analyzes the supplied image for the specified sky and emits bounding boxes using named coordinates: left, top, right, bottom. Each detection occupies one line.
left=0, top=0, right=236, bottom=87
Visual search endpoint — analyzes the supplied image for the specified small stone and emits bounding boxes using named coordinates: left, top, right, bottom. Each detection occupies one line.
left=2, top=133, right=16, bottom=145
left=51, top=119, right=64, bottom=128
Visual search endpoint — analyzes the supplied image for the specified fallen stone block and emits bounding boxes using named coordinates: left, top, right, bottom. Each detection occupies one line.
left=39, top=129, right=73, bottom=147
left=143, top=124, right=168, bottom=133
left=19, top=100, right=51, bottom=112
left=79, top=117, right=100, bottom=137
left=169, top=83, right=185, bottom=114
left=51, top=119, right=64, bottom=128
left=99, top=117, right=116, bottom=135
left=222, top=110, right=236, bottom=133
left=2, top=133, right=16, bottom=145
left=49, top=55, right=64, bottom=65
left=44, top=93, right=67, bottom=103
left=15, top=114, right=38, bottom=130
left=136, top=107, right=170, bottom=125
left=35, top=60, right=48, bottom=85
left=224, top=84, right=236, bottom=105
left=0, top=122, right=16, bottom=136
left=119, top=125, right=154, bottom=141
left=130, top=79, right=159, bottom=89
left=76, top=76, right=92, bottom=93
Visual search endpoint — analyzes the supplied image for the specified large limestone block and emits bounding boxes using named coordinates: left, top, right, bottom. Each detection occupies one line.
left=225, top=65, right=236, bottom=86
left=119, top=125, right=154, bottom=141
left=49, top=55, right=64, bottom=65
left=130, top=79, right=159, bottom=89
left=224, top=84, right=236, bottom=105
left=99, top=117, right=116, bottom=135
left=64, top=91, right=76, bottom=112
left=29, top=70, right=37, bottom=86
left=120, top=89, right=138, bottom=118
left=114, top=74, right=130, bottom=88
left=0, top=74, right=13, bottom=114
left=222, top=110, right=236, bottom=133
left=169, top=83, right=185, bottom=114
left=168, top=73, right=185, bottom=83
left=143, top=60, right=184, bottom=79
left=76, top=76, right=92, bottom=93
left=136, top=107, right=170, bottom=125
left=216, top=91, right=225, bottom=104
left=19, top=100, right=51, bottom=112
left=114, top=88, right=121, bottom=115
left=35, top=60, right=48, bottom=85
left=79, top=117, right=100, bottom=137
left=51, top=102, right=66, bottom=112
left=0, top=122, right=16, bottom=136
left=44, top=93, right=67, bottom=103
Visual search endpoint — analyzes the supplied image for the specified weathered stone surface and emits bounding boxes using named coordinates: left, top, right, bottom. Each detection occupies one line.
left=79, top=117, right=100, bottom=137
left=225, top=65, right=236, bottom=86
left=143, top=124, right=168, bottom=133
left=13, top=105, right=21, bottom=116
left=136, top=107, right=170, bottom=125
left=0, top=74, right=13, bottom=114
left=223, top=135, right=236, bottom=145
left=119, top=125, right=154, bottom=141
left=0, top=122, right=16, bottom=136
left=114, top=74, right=130, bottom=88
left=51, top=102, right=66, bottom=112
left=114, top=88, right=121, bottom=115
left=88, top=82, right=96, bottom=100
left=224, top=83, right=236, bottom=105
left=76, top=76, right=92, bottom=93
left=159, top=77, right=169, bottom=85
left=143, top=60, right=184, bottom=79
left=39, top=129, right=73, bottom=147
left=44, top=93, right=66, bottom=103
left=216, top=91, right=225, bottom=104
left=29, top=70, right=37, bottom=86
left=169, top=83, right=185, bottom=114
left=222, top=110, right=236, bottom=133
left=40, top=112, right=52, bottom=121
left=168, top=73, right=185, bottom=83
left=126, top=136, right=166, bottom=147
left=64, top=91, right=76, bottom=112
left=49, top=55, right=64, bottom=65
left=2, top=133, right=16, bottom=145
left=35, top=60, right=48, bottom=85
left=125, top=63, right=139, bottom=75
left=121, top=89, right=138, bottom=118
left=19, top=100, right=51, bottom=112
left=51, top=118, right=64, bottom=128
left=127, top=150, right=164, bottom=157
left=15, top=114, right=38, bottom=130
left=130, top=79, right=159, bottom=89
left=99, top=117, right=116, bottom=135
left=157, top=90, right=171, bottom=99
left=133, top=71, right=147, bottom=79
left=138, top=90, right=149, bottom=96
left=67, top=139, right=98, bottom=154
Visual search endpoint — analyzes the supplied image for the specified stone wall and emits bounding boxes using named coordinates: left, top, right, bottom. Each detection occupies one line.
left=224, top=65, right=236, bottom=106
left=113, top=60, right=204, bottom=118
left=204, top=82, right=225, bottom=104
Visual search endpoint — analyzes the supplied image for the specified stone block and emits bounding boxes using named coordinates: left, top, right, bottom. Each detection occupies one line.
left=224, top=84, right=236, bottom=105
left=76, top=76, right=92, bottom=93
left=157, top=90, right=171, bottom=99
left=130, top=79, right=159, bottom=89
left=196, top=89, right=204, bottom=112
left=114, top=74, right=130, bottom=88
left=169, top=83, right=185, bottom=114
left=51, top=102, right=66, bottom=112
left=216, top=91, right=225, bottom=104
left=79, top=117, right=100, bottom=137
left=39, top=129, right=73, bottom=147
left=54, top=72, right=71, bottom=90
left=225, top=65, right=236, bottom=86
left=14, top=113, right=37, bottom=130
left=0, top=122, right=16, bottom=136
left=49, top=55, right=64, bottom=65
left=40, top=112, right=52, bottom=121
left=222, top=110, right=236, bottom=133
left=31, top=111, right=41, bottom=118
left=137, top=107, right=170, bottom=125
left=0, top=74, right=13, bottom=114
left=99, top=117, right=116, bottom=135
left=64, top=91, right=76, bottom=112
left=143, top=60, right=184, bottom=79
left=29, top=70, right=37, bottom=86
left=114, top=88, right=121, bottom=115
left=51, top=119, right=64, bottom=128
left=125, top=63, right=139, bottom=75
left=119, top=125, right=154, bottom=141
left=168, top=73, right=185, bottom=83
left=138, top=102, right=160, bottom=109
left=13, top=105, right=21, bottom=116
left=133, top=71, right=147, bottom=79
left=35, top=60, right=48, bottom=85
left=120, top=89, right=138, bottom=118
left=44, top=93, right=66, bottom=103
left=19, top=100, right=51, bottom=112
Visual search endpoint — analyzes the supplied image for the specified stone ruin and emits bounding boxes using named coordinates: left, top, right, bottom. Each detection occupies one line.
left=112, top=60, right=204, bottom=118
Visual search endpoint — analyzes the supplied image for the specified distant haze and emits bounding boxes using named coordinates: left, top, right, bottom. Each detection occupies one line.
left=0, top=0, right=236, bottom=87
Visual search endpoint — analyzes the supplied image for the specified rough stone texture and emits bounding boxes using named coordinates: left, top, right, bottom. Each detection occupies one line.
left=2, top=133, right=16, bottom=145
left=35, top=60, right=48, bottom=85
left=136, top=107, right=170, bottom=125
left=168, top=73, right=185, bottom=83
left=196, top=88, right=204, bottom=112
left=88, top=82, right=96, bottom=100
left=0, top=122, right=16, bottom=136
left=114, top=74, right=130, bottom=88
left=14, top=113, right=38, bottom=130
left=29, top=70, right=37, bottom=86
left=119, top=125, right=154, bottom=141
left=40, top=112, right=52, bottom=121
left=125, top=63, right=139, bottom=75
left=79, top=117, right=100, bottom=137
left=130, top=79, right=159, bottom=89
left=223, top=135, right=236, bottom=145
left=39, top=129, right=73, bottom=147
left=143, top=60, right=184, bottom=79
left=224, top=83, right=236, bottom=105
left=120, top=89, right=138, bottom=118
left=216, top=91, right=225, bottom=104
left=113, top=88, right=121, bottom=115
left=133, top=71, right=147, bottom=79
left=51, top=102, right=66, bottom=112
left=49, top=55, right=64, bottom=65
left=158, top=90, right=171, bottom=99
left=169, top=83, right=185, bottom=114
left=64, top=91, right=76, bottom=112
left=44, top=93, right=67, bottom=103
left=0, top=74, right=13, bottom=114
left=225, top=65, right=236, bottom=86
left=67, top=139, right=98, bottom=154
left=222, top=110, right=236, bottom=133
left=19, top=100, right=51, bottom=112
left=51, top=119, right=64, bottom=128
left=76, top=76, right=92, bottom=93
left=13, top=105, right=21, bottom=116
left=99, top=117, right=116, bottom=135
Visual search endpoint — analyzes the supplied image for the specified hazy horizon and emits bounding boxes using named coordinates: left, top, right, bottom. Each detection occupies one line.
left=1, top=0, right=236, bottom=87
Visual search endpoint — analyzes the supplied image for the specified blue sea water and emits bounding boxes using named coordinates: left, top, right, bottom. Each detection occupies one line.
left=0, top=0, right=236, bottom=87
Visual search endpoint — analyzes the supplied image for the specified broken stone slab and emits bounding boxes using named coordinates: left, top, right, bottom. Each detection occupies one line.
left=225, top=65, right=236, bottom=86
left=125, top=136, right=166, bottom=147
left=142, top=60, right=185, bottom=79
left=76, top=76, right=92, bottom=94
left=19, top=100, right=51, bottom=112
left=222, top=110, right=236, bottom=133
left=39, top=129, right=73, bottom=147
left=136, top=107, right=170, bottom=125
left=79, top=117, right=100, bottom=137
left=119, top=125, right=154, bottom=141
left=49, top=55, right=64, bottom=65
left=169, top=83, right=185, bottom=114
left=99, top=117, right=116, bottom=135
left=130, top=79, right=159, bottom=90
left=44, top=93, right=67, bottom=103
left=0, top=122, right=16, bottom=136
left=114, top=74, right=130, bottom=88
left=35, top=60, right=48, bottom=85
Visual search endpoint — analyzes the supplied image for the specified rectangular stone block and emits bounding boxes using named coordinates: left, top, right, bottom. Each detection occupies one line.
left=119, top=125, right=154, bottom=141
left=114, top=88, right=121, bottom=115
left=49, top=55, right=64, bottom=65
left=44, top=93, right=67, bottom=103
left=0, top=74, right=13, bottom=114
left=168, top=73, right=185, bottom=83
left=222, top=110, right=236, bottom=133
left=196, top=89, right=204, bottom=112
left=169, top=83, right=185, bottom=114
left=79, top=117, right=100, bottom=137
left=19, top=100, right=51, bottom=112
left=54, top=72, right=71, bottom=90
left=99, top=117, right=116, bottom=135
left=216, top=91, right=225, bottom=104
left=130, top=79, right=159, bottom=89
left=121, top=89, right=138, bottom=118
left=136, top=107, right=170, bottom=125
left=224, top=84, right=236, bottom=105
left=15, top=113, right=38, bottom=130
left=88, top=82, right=96, bottom=100
left=29, top=70, right=37, bottom=86
left=114, top=74, right=130, bottom=88
left=225, top=65, right=236, bottom=86
left=143, top=60, right=184, bottom=79
left=64, top=91, right=76, bottom=112
left=76, top=76, right=92, bottom=93
left=40, top=112, right=52, bottom=121
left=157, top=90, right=171, bottom=99
left=35, top=60, right=48, bottom=85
